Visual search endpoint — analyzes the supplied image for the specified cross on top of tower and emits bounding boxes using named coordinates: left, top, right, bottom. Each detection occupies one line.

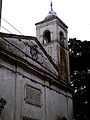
left=50, top=1, right=53, bottom=11
left=44, top=1, right=57, bottom=20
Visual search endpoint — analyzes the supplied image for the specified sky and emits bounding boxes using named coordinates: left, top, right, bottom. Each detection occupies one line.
left=0, top=0, right=90, bottom=41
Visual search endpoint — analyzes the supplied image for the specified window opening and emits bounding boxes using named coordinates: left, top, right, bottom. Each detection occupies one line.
left=43, top=30, right=51, bottom=44
left=60, top=31, right=64, bottom=40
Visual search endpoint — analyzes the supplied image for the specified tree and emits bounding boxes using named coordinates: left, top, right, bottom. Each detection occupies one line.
left=68, top=38, right=89, bottom=120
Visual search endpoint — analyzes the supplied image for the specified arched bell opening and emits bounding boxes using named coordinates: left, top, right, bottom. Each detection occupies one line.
left=60, top=31, right=64, bottom=41
left=43, top=30, right=51, bottom=44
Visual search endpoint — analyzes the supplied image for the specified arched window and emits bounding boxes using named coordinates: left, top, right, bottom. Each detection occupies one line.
left=60, top=31, right=64, bottom=40
left=43, top=30, right=51, bottom=44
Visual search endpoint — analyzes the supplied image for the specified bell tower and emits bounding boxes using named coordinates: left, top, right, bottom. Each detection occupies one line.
left=35, top=2, right=70, bottom=82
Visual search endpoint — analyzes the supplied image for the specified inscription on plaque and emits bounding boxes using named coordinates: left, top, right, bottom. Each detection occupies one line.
left=25, top=84, right=41, bottom=107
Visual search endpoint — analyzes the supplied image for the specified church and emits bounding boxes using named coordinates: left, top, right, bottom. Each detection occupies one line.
left=0, top=2, right=73, bottom=120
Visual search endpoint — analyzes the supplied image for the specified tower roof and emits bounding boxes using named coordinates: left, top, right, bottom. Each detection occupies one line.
left=35, top=1, right=68, bottom=29
left=45, top=1, right=57, bottom=20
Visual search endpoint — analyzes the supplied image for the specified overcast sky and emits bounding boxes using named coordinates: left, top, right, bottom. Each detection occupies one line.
left=0, top=0, right=90, bottom=41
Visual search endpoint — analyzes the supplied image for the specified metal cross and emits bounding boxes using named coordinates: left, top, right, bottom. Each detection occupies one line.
left=50, top=1, right=53, bottom=11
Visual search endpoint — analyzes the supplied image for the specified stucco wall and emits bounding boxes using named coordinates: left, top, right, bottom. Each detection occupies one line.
left=0, top=58, right=16, bottom=120
left=0, top=56, right=73, bottom=120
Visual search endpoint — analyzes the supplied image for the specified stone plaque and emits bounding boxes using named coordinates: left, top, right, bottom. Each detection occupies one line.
left=25, top=84, right=41, bottom=107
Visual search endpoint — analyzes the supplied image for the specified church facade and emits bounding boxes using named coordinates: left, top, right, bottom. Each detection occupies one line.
left=0, top=3, right=73, bottom=120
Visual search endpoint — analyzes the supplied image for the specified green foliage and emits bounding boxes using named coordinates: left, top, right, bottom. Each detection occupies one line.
left=56, top=115, right=62, bottom=120
left=56, top=116, right=67, bottom=120
left=68, top=38, right=89, bottom=120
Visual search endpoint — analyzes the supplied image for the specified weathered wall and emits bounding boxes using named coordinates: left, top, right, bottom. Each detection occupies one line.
left=0, top=58, right=16, bottom=120
left=0, top=56, right=73, bottom=120
left=0, top=33, right=73, bottom=120
left=43, top=42, right=59, bottom=65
